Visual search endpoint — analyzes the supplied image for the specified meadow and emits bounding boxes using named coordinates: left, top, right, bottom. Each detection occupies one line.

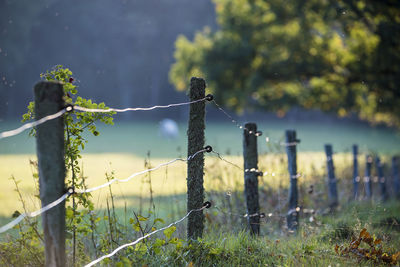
left=1, top=118, right=400, bottom=266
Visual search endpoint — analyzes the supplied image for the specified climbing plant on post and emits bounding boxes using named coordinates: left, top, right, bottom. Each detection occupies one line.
left=187, top=77, right=206, bottom=240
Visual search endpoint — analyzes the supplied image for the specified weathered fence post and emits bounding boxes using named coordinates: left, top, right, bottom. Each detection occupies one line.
left=34, top=81, right=66, bottom=267
left=285, top=130, right=299, bottom=231
left=364, top=155, right=373, bottom=199
left=243, top=123, right=261, bottom=235
left=324, top=144, right=338, bottom=209
left=352, top=145, right=360, bottom=200
left=187, top=77, right=206, bottom=240
left=376, top=157, right=388, bottom=202
left=393, top=156, right=400, bottom=199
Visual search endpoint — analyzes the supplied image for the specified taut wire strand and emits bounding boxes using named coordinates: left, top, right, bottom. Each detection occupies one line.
left=84, top=206, right=207, bottom=267
left=0, top=192, right=70, bottom=233
left=78, top=148, right=207, bottom=193
left=0, top=109, right=67, bottom=140
left=74, top=98, right=207, bottom=113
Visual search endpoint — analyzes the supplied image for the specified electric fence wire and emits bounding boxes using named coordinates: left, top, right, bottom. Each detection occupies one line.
left=0, top=108, right=68, bottom=140
left=0, top=191, right=70, bottom=233
left=84, top=204, right=209, bottom=267
left=210, top=148, right=304, bottom=179
left=73, top=97, right=208, bottom=113
left=79, top=148, right=208, bottom=193
left=0, top=97, right=209, bottom=141
left=211, top=100, right=299, bottom=147
left=0, top=148, right=208, bottom=234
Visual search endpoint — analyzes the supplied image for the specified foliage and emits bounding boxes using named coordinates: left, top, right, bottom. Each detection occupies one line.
left=335, top=228, right=400, bottom=265
left=170, top=0, right=400, bottom=127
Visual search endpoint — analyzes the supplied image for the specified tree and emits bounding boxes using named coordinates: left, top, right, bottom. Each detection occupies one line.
left=169, top=0, right=400, bottom=127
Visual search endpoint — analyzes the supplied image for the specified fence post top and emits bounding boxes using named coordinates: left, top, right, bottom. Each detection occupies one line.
left=34, top=81, right=64, bottom=103
left=190, top=77, right=206, bottom=87
left=244, top=122, right=257, bottom=128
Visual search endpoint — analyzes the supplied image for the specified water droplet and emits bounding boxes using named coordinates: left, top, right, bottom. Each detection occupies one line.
left=265, top=137, right=270, bottom=142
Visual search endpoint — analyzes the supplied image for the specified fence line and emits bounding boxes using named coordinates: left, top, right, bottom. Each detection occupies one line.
left=74, top=97, right=208, bottom=113
left=80, top=148, right=208, bottom=193
left=0, top=191, right=71, bottom=233
left=210, top=149, right=303, bottom=178
left=84, top=203, right=210, bottom=267
left=0, top=108, right=69, bottom=140
left=211, top=100, right=300, bottom=147
left=0, top=146, right=306, bottom=235
left=0, top=98, right=211, bottom=141
left=0, top=148, right=208, bottom=234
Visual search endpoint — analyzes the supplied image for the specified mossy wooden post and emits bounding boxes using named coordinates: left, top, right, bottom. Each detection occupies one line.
left=285, top=130, right=299, bottom=231
left=352, top=145, right=360, bottom=200
left=375, top=157, right=388, bottom=202
left=364, top=155, right=373, bottom=199
left=34, top=81, right=66, bottom=267
left=243, top=123, right=260, bottom=235
left=393, top=156, right=400, bottom=199
left=324, top=144, right=338, bottom=208
left=187, top=77, right=206, bottom=240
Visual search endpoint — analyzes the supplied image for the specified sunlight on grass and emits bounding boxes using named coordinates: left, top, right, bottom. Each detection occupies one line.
left=0, top=151, right=376, bottom=217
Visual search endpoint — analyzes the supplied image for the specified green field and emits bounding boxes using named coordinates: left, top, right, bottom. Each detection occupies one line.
left=1, top=118, right=400, bottom=157
left=1, top=119, right=400, bottom=266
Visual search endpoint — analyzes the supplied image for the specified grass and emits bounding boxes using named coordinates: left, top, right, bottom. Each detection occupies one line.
left=0, top=119, right=400, bottom=266
left=1, top=118, right=400, bottom=157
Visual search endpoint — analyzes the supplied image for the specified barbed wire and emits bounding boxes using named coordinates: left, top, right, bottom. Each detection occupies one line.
left=0, top=191, right=71, bottom=233
left=84, top=203, right=211, bottom=267
left=0, top=108, right=69, bottom=140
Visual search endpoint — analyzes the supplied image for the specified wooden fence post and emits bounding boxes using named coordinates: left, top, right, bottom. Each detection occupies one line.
left=393, top=156, right=400, bottom=199
left=352, top=145, right=360, bottom=200
left=285, top=130, right=299, bottom=231
left=375, top=157, right=388, bottom=202
left=187, top=77, right=206, bottom=240
left=243, top=123, right=261, bottom=235
left=324, top=144, right=338, bottom=209
left=364, top=155, right=373, bottom=200
left=34, top=81, right=66, bottom=267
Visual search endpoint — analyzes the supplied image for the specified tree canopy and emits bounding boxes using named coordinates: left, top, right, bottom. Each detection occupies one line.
left=169, top=0, right=400, bottom=127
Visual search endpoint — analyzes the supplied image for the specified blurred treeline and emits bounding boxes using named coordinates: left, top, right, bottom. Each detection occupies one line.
left=0, top=0, right=216, bottom=119
left=170, top=0, right=400, bottom=128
